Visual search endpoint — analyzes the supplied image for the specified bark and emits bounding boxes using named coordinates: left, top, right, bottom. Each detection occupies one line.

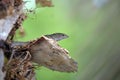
left=0, top=1, right=24, bottom=79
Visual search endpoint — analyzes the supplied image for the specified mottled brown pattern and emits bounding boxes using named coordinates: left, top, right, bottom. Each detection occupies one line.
left=29, top=36, right=78, bottom=72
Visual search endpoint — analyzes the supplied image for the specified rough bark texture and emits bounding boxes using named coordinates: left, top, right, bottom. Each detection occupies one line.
left=0, top=0, right=28, bottom=79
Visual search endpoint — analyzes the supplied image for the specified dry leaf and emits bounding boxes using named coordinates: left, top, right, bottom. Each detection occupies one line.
left=29, top=36, right=78, bottom=72
left=36, top=0, right=53, bottom=7
left=10, top=33, right=78, bottom=72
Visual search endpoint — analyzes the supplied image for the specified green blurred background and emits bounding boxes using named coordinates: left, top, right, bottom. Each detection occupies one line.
left=17, top=0, right=120, bottom=80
